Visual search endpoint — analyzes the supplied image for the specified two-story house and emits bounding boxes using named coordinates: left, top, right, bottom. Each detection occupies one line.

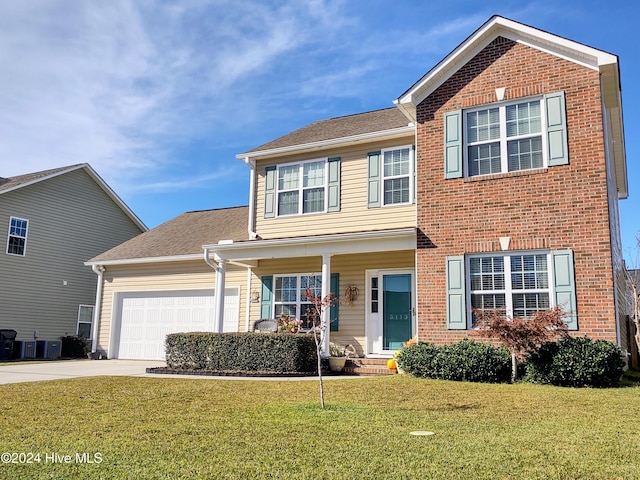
left=0, top=164, right=146, bottom=352
left=88, top=16, right=629, bottom=362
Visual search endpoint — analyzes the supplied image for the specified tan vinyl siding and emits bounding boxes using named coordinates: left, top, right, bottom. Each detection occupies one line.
left=251, top=250, right=415, bottom=356
left=0, top=169, right=144, bottom=341
left=96, top=262, right=247, bottom=353
left=255, top=136, right=416, bottom=239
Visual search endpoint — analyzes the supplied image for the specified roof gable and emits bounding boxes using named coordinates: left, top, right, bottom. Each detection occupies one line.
left=0, top=164, right=147, bottom=231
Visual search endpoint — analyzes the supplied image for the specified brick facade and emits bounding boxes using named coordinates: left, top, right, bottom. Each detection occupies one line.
left=416, top=37, right=618, bottom=344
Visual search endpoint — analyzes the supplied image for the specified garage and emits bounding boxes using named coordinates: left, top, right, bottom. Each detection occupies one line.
left=113, top=288, right=240, bottom=360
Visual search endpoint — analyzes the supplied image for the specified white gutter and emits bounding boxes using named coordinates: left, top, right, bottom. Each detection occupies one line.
left=236, top=125, right=415, bottom=161
left=90, top=264, right=105, bottom=353
left=242, top=157, right=258, bottom=239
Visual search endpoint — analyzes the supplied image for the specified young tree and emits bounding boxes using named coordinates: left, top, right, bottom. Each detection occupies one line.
left=627, top=232, right=640, bottom=366
left=301, top=287, right=337, bottom=409
left=473, top=306, right=569, bottom=383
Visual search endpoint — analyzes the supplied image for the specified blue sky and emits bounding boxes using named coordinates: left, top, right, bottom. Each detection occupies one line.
left=1, top=1, right=638, bottom=263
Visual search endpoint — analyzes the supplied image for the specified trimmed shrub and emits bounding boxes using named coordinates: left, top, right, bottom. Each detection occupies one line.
left=60, top=335, right=91, bottom=358
left=396, top=338, right=511, bottom=383
left=524, top=336, right=625, bottom=387
left=165, top=332, right=317, bottom=373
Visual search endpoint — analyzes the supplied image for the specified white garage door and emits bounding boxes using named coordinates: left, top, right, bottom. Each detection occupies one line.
left=116, top=288, right=240, bottom=360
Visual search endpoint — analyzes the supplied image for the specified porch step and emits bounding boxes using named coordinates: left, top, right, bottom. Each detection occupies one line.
left=343, top=358, right=397, bottom=376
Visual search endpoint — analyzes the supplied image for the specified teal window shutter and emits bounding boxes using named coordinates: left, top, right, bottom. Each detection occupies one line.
left=444, top=110, right=463, bottom=179
left=446, top=256, right=467, bottom=329
left=330, top=273, right=339, bottom=331
left=264, top=166, right=276, bottom=218
left=411, top=145, right=417, bottom=204
left=551, top=250, right=577, bottom=330
left=327, top=157, right=341, bottom=212
left=367, top=151, right=381, bottom=208
left=545, top=91, right=569, bottom=166
left=260, top=276, right=273, bottom=319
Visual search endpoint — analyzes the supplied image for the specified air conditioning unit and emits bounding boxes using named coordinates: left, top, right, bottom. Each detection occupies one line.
left=16, top=340, right=36, bottom=359
left=36, top=340, right=62, bottom=359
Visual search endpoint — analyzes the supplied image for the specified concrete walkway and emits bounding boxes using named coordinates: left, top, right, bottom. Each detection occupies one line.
left=0, top=359, right=367, bottom=384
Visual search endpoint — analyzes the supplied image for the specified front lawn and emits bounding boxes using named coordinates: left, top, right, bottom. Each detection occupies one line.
left=0, top=375, right=638, bottom=479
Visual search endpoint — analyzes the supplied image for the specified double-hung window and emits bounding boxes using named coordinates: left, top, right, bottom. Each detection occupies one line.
left=469, top=253, right=551, bottom=322
left=7, top=217, right=28, bottom=256
left=273, top=274, right=322, bottom=329
left=277, top=159, right=327, bottom=216
left=466, top=99, right=543, bottom=176
left=77, top=305, right=94, bottom=339
left=367, top=145, right=414, bottom=208
left=444, top=92, right=568, bottom=179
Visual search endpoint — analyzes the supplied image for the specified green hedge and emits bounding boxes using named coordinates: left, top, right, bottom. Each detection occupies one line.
left=165, top=332, right=317, bottom=373
left=395, top=338, right=511, bottom=383
left=524, top=336, right=625, bottom=387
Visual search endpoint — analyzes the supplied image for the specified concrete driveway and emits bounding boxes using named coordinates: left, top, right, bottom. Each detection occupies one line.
left=0, top=359, right=165, bottom=385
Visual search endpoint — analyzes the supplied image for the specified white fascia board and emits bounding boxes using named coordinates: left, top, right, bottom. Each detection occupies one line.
left=236, top=126, right=414, bottom=161
left=206, top=228, right=417, bottom=261
left=85, top=254, right=204, bottom=267
left=396, top=16, right=618, bottom=109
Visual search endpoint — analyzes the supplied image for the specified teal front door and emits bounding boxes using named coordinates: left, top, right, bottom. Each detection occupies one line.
left=383, top=274, right=412, bottom=350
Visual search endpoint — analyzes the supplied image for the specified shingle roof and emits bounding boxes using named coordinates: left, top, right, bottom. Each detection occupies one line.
left=0, top=164, right=85, bottom=193
left=89, top=206, right=249, bottom=262
left=243, top=107, right=411, bottom=154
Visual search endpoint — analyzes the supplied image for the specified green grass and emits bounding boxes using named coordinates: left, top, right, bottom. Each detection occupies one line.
left=0, top=375, right=638, bottom=479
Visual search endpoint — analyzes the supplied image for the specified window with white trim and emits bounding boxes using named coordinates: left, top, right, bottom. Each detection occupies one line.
left=466, top=98, right=544, bottom=176
left=468, top=252, right=551, bottom=322
left=273, top=274, right=322, bottom=329
left=7, top=217, right=28, bottom=256
left=382, top=146, right=412, bottom=205
left=276, top=159, right=327, bottom=215
left=77, top=305, right=94, bottom=339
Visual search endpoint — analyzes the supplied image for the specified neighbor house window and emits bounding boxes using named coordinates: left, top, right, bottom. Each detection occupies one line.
left=469, top=252, right=551, bottom=322
left=273, top=274, right=322, bottom=329
left=7, top=217, right=29, bottom=256
left=466, top=99, right=544, bottom=176
left=77, top=305, right=94, bottom=339
left=277, top=159, right=327, bottom=215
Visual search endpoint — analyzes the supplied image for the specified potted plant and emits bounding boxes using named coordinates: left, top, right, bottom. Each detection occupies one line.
left=328, top=342, right=353, bottom=372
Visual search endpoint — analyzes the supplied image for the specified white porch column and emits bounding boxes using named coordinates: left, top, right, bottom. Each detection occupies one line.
left=214, top=256, right=227, bottom=333
left=321, top=253, right=331, bottom=357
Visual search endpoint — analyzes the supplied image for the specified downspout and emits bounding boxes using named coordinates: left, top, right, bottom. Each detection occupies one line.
left=242, top=156, right=258, bottom=239
left=90, top=264, right=105, bottom=354
left=245, top=267, right=253, bottom=331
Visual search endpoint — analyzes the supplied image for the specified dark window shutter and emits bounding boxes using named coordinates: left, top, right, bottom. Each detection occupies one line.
left=330, top=273, right=339, bottom=331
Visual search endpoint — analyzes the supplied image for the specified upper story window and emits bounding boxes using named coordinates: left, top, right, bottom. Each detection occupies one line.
left=367, top=145, right=415, bottom=208
left=264, top=157, right=341, bottom=219
left=382, top=146, right=412, bottom=205
left=278, top=160, right=326, bottom=215
left=444, top=92, right=568, bottom=179
left=7, top=217, right=28, bottom=256
left=466, top=100, right=543, bottom=176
